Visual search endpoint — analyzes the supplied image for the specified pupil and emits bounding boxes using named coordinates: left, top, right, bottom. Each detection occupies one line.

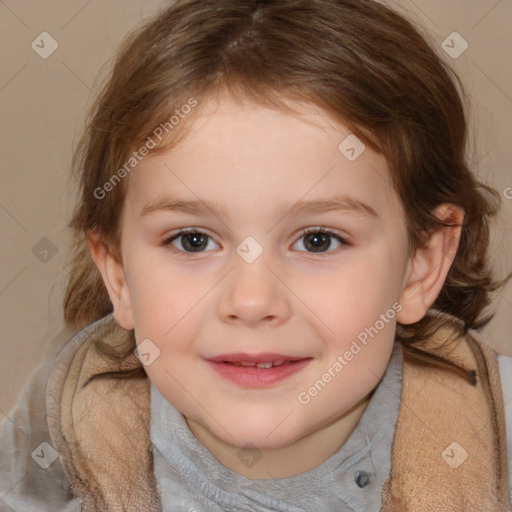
left=306, top=232, right=330, bottom=252
left=184, top=233, right=207, bottom=252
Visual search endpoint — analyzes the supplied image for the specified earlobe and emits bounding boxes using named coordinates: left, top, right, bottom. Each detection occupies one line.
left=397, top=203, right=465, bottom=325
left=87, top=232, right=135, bottom=330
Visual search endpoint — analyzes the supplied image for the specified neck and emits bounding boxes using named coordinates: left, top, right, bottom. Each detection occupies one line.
left=186, top=391, right=373, bottom=479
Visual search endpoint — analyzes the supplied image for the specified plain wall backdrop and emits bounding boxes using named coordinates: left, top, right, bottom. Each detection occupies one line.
left=1, top=0, right=511, bottom=415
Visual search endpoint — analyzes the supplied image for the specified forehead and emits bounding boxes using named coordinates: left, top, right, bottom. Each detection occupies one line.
left=125, top=95, right=403, bottom=223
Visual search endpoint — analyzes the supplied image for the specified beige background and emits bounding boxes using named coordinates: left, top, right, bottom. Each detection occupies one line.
left=1, top=0, right=511, bottom=416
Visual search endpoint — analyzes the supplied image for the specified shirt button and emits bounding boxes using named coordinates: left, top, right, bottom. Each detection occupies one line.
left=354, top=470, right=371, bottom=488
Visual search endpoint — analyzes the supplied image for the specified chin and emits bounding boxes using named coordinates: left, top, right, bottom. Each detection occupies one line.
left=211, top=415, right=307, bottom=451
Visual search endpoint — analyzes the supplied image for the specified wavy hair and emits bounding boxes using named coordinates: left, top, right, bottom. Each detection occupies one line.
left=63, top=0, right=511, bottom=383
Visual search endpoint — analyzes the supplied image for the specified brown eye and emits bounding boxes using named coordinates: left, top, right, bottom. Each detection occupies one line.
left=303, top=231, right=332, bottom=252
left=294, top=228, right=349, bottom=253
left=163, top=229, right=219, bottom=253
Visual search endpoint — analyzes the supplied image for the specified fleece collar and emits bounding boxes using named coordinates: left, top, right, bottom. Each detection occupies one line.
left=45, top=310, right=509, bottom=511
left=381, top=310, right=509, bottom=510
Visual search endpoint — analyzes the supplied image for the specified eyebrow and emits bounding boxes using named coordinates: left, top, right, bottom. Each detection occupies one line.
left=140, top=195, right=379, bottom=220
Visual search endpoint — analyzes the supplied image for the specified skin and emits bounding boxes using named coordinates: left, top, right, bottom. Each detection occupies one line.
left=89, top=93, right=464, bottom=479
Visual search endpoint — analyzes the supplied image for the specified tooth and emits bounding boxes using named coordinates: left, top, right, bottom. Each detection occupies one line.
left=240, top=362, right=256, bottom=367
left=273, top=360, right=284, bottom=366
left=256, top=362, right=273, bottom=369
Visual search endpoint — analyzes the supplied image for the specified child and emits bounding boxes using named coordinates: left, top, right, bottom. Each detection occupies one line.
left=1, top=0, right=511, bottom=510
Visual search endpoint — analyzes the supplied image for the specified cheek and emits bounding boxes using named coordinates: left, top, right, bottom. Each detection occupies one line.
left=126, top=249, right=182, bottom=322
left=127, top=261, right=201, bottom=347
left=130, top=281, right=173, bottom=331
left=296, top=338, right=394, bottom=432
left=299, top=251, right=403, bottom=340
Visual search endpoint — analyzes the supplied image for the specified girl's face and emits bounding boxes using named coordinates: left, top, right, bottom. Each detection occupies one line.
left=108, top=94, right=415, bottom=466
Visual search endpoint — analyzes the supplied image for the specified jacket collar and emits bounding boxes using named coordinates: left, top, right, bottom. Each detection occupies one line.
left=46, top=309, right=509, bottom=511
left=381, top=308, right=509, bottom=510
left=46, top=314, right=160, bottom=511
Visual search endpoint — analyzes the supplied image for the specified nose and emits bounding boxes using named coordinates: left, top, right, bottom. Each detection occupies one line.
left=217, top=253, right=292, bottom=327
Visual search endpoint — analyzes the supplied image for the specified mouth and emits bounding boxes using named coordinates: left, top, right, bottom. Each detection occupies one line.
left=222, top=360, right=294, bottom=368
left=207, top=352, right=309, bottom=366
left=205, top=353, right=312, bottom=387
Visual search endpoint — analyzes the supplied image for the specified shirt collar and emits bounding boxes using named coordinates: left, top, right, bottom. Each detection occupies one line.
left=150, top=341, right=403, bottom=505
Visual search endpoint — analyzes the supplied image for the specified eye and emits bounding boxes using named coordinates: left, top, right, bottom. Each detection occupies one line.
left=293, top=227, right=349, bottom=253
left=162, top=227, right=349, bottom=255
left=162, top=228, right=219, bottom=253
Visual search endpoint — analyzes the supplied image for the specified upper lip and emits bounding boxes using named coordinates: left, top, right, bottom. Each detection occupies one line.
left=206, top=353, right=310, bottom=364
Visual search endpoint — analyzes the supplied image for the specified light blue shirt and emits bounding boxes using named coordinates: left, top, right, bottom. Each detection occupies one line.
left=151, top=343, right=404, bottom=511
left=1, top=321, right=511, bottom=511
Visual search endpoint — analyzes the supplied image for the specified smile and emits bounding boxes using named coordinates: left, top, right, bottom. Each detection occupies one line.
left=205, top=353, right=312, bottom=387
left=228, top=360, right=288, bottom=368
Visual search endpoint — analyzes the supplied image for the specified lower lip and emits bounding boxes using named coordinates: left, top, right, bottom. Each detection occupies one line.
left=206, top=359, right=312, bottom=387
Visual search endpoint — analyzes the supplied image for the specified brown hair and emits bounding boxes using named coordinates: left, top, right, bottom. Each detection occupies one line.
left=64, top=0, right=511, bottom=383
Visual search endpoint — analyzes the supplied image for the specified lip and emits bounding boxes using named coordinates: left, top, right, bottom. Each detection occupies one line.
left=205, top=353, right=312, bottom=388
left=207, top=352, right=308, bottom=364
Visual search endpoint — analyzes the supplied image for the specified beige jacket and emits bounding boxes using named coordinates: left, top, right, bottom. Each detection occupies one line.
left=1, top=309, right=511, bottom=511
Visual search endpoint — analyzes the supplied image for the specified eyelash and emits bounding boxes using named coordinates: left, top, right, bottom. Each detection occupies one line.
left=161, top=227, right=350, bottom=256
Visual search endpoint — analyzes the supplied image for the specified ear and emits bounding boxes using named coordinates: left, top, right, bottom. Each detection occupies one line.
left=87, top=231, right=135, bottom=330
left=397, top=203, right=465, bottom=325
